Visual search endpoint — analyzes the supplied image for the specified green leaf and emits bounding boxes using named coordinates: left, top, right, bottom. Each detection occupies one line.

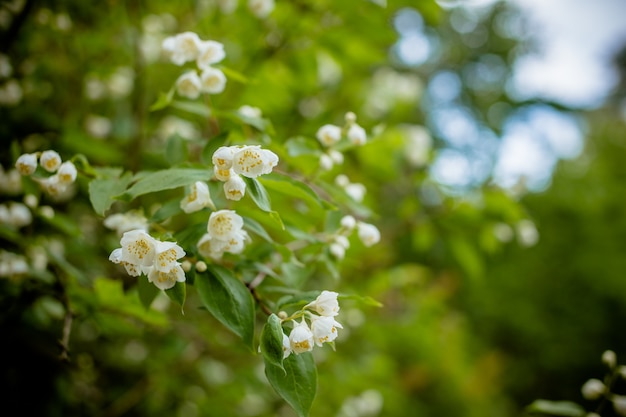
left=201, top=131, right=230, bottom=165
left=218, top=65, right=250, bottom=84
left=526, top=400, right=585, bottom=417
left=165, top=281, right=186, bottom=313
left=265, top=352, right=317, bottom=417
left=195, top=265, right=255, bottom=349
left=242, top=176, right=272, bottom=211
left=165, top=134, right=189, bottom=166
left=285, top=136, right=320, bottom=157
left=150, top=198, right=184, bottom=223
left=149, top=86, right=175, bottom=111
left=171, top=100, right=211, bottom=118
left=339, top=293, right=383, bottom=308
left=260, top=174, right=327, bottom=208
left=243, top=216, right=274, bottom=243
left=88, top=170, right=133, bottom=216
left=260, top=314, right=285, bottom=372
left=121, top=168, right=212, bottom=200
left=137, top=276, right=160, bottom=309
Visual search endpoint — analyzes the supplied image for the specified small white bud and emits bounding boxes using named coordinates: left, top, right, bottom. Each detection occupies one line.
left=181, top=260, right=192, bottom=272
left=347, top=124, right=367, bottom=146
left=581, top=378, right=605, bottom=400
left=39, top=205, right=55, bottom=219
left=344, top=111, right=357, bottom=124
left=319, top=154, right=333, bottom=171
left=603, top=350, right=617, bottom=369
left=328, top=149, right=344, bottom=165
left=329, top=242, right=346, bottom=260
left=340, top=215, right=356, bottom=231
left=195, top=260, right=208, bottom=272
left=23, top=194, right=38, bottom=209
left=316, top=124, right=342, bottom=147
left=357, top=222, right=380, bottom=247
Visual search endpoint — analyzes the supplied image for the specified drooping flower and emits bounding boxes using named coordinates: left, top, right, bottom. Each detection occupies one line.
left=207, top=210, right=245, bottom=241
left=305, top=290, right=340, bottom=317
left=180, top=181, right=214, bottom=213
left=347, top=123, right=367, bottom=145
left=316, top=124, right=342, bottom=147
left=232, top=145, right=278, bottom=178
left=214, top=166, right=233, bottom=182
left=200, top=67, right=227, bottom=94
left=147, top=263, right=185, bottom=290
left=15, top=153, right=38, bottom=175
left=39, top=150, right=62, bottom=173
left=57, top=161, right=77, bottom=184
left=176, top=71, right=202, bottom=99
left=289, top=319, right=314, bottom=354
left=197, top=40, right=226, bottom=69
left=104, top=212, right=149, bottom=235
left=223, top=174, right=246, bottom=201
left=310, top=315, right=343, bottom=346
left=340, top=215, right=356, bottom=231
left=357, top=222, right=380, bottom=247
left=212, top=146, right=235, bottom=170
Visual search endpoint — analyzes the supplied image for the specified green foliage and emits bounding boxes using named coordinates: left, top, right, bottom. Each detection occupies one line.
left=265, top=352, right=317, bottom=417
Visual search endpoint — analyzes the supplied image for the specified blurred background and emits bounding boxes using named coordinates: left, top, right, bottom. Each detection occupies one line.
left=2, top=0, right=626, bottom=416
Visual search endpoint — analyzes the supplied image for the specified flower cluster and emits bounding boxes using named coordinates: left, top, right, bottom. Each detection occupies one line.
left=326, top=215, right=380, bottom=261
left=316, top=112, right=368, bottom=170
left=197, top=210, right=249, bottom=259
left=0, top=250, right=28, bottom=278
left=281, top=291, right=343, bottom=358
left=212, top=145, right=279, bottom=201
left=162, top=32, right=227, bottom=98
left=15, top=150, right=77, bottom=197
left=109, top=230, right=186, bottom=290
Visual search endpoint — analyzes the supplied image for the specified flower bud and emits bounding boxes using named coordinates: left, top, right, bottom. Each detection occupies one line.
left=614, top=396, right=626, bottom=417
left=57, top=161, right=77, bottom=184
left=581, top=378, right=605, bottom=400
left=195, top=260, right=207, bottom=272
left=602, top=350, right=617, bottom=369
left=340, top=215, right=356, bottom=231
left=347, top=124, right=366, bottom=146
left=181, top=260, right=192, bottom=272
left=357, top=222, right=380, bottom=247
left=223, top=175, right=246, bottom=201
left=344, top=111, right=357, bottom=124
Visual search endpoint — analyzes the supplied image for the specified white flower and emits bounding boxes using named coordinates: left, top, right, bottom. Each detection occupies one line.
left=180, top=181, right=214, bottom=213
left=40, top=150, right=62, bottom=172
left=334, top=235, right=350, bottom=249
left=214, top=166, right=233, bottom=182
left=329, top=242, right=345, bottom=260
left=15, top=153, right=38, bottom=175
left=602, top=350, right=617, bottom=369
left=347, top=124, right=367, bottom=145
left=40, top=175, right=67, bottom=196
left=104, top=212, right=148, bottom=235
left=581, top=378, right=605, bottom=400
left=207, top=209, right=244, bottom=241
left=238, top=105, right=262, bottom=119
left=154, top=240, right=185, bottom=272
left=345, top=183, right=366, bottom=202
left=340, top=215, right=356, bottom=231
left=328, top=149, right=344, bottom=165
left=8, top=202, right=32, bottom=228
left=120, top=229, right=157, bottom=267
left=310, top=315, right=343, bottom=346
left=357, top=222, right=380, bottom=247
left=197, top=40, right=226, bottom=69
left=161, top=35, right=176, bottom=60
left=224, top=175, right=246, bottom=201
left=289, top=319, right=314, bottom=354
left=169, top=32, right=201, bottom=66
left=176, top=71, right=202, bottom=99
left=316, top=124, right=342, bottom=147
left=306, top=290, right=340, bottom=317
left=248, top=0, right=275, bottom=18
left=200, top=67, right=227, bottom=94
left=319, top=153, right=333, bottom=170
left=282, top=332, right=292, bottom=358
left=335, top=174, right=350, bottom=188
left=197, top=229, right=248, bottom=258
left=232, top=145, right=278, bottom=178
left=516, top=219, right=539, bottom=247
left=212, top=146, right=235, bottom=170
left=85, top=114, right=112, bottom=139
left=57, top=161, right=77, bottom=184
left=147, top=263, right=185, bottom=290
left=109, top=247, right=141, bottom=276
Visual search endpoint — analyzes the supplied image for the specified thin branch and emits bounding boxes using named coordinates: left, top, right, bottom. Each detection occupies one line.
left=58, top=308, right=73, bottom=362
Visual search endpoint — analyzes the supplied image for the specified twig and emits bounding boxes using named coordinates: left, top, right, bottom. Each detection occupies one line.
left=58, top=308, right=73, bottom=362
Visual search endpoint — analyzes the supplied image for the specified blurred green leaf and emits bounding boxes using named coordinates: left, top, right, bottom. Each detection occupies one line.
left=171, top=100, right=211, bottom=118
left=265, top=352, right=317, bottom=417
left=195, top=265, right=255, bottom=349
left=149, top=86, right=175, bottom=111
left=526, top=400, right=585, bottom=416
left=165, top=134, right=189, bottom=166
left=243, top=176, right=272, bottom=211
left=260, top=173, right=327, bottom=208
left=260, top=314, right=285, bottom=372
